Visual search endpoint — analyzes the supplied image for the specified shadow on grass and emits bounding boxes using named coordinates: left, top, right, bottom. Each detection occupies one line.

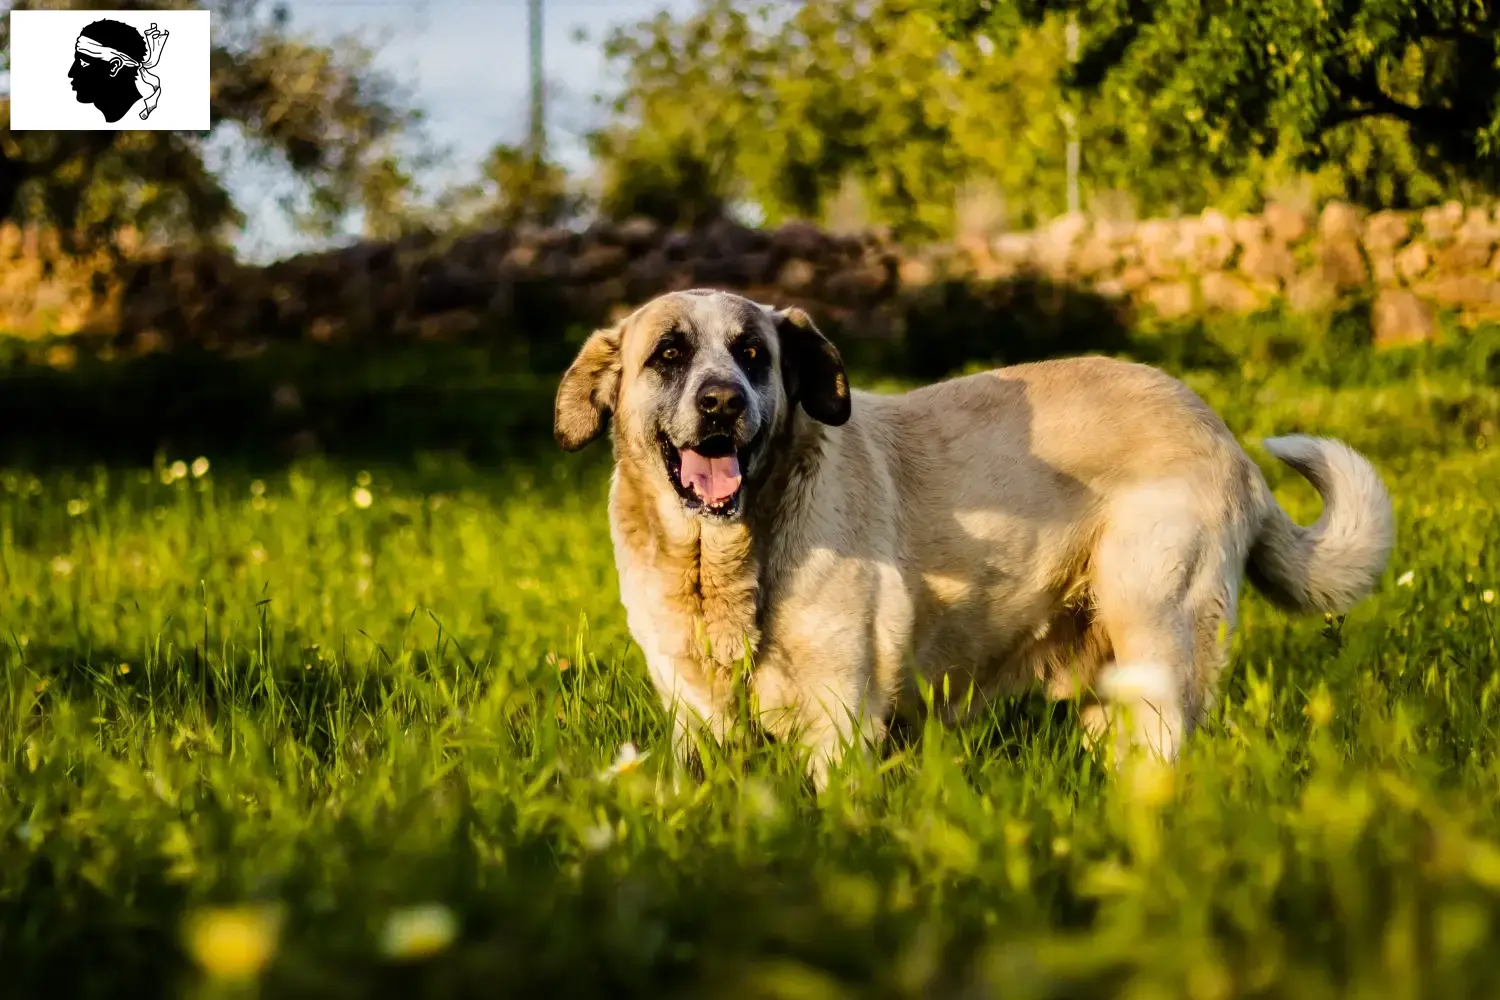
left=0, top=338, right=584, bottom=489
left=0, top=275, right=1254, bottom=479
left=859, top=275, right=1239, bottom=379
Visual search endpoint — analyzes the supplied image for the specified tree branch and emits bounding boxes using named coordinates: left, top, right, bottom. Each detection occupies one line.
left=1324, top=60, right=1431, bottom=130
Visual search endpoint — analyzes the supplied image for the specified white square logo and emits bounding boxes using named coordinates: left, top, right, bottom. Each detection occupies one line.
left=8, top=9, right=211, bottom=131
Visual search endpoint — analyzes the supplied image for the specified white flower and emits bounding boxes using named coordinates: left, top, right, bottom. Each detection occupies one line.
left=168, top=460, right=188, bottom=482
left=191, top=457, right=211, bottom=478
left=379, top=903, right=458, bottom=960
left=351, top=486, right=374, bottom=509
left=49, top=556, right=74, bottom=577
left=741, top=778, right=782, bottom=822
left=1483, top=589, right=1495, bottom=605
left=1396, top=570, right=1415, bottom=587
left=580, top=822, right=615, bottom=852
left=598, top=742, right=648, bottom=781
left=271, top=384, right=302, bottom=413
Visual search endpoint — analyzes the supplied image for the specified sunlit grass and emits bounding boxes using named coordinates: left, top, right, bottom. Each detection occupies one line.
left=1, top=343, right=1498, bottom=998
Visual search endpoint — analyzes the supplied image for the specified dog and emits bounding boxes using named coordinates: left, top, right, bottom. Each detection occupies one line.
left=554, top=289, right=1395, bottom=789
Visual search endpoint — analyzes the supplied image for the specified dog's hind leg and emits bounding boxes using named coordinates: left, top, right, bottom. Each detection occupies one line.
left=1083, top=482, right=1209, bottom=763
left=1184, top=573, right=1238, bottom=729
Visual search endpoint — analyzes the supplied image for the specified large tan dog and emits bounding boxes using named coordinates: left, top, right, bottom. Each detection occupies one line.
left=554, top=289, right=1395, bottom=788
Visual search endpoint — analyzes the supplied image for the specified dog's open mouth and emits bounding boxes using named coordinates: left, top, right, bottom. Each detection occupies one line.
left=660, top=433, right=745, bottom=517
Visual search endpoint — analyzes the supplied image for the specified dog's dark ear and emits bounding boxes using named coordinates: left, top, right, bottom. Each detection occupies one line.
left=554, top=325, right=623, bottom=451
left=773, top=306, right=850, bottom=426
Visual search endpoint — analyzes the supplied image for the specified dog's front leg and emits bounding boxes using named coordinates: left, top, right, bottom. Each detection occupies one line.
left=752, top=661, right=882, bottom=794
left=640, top=648, right=733, bottom=786
left=664, top=696, right=731, bottom=780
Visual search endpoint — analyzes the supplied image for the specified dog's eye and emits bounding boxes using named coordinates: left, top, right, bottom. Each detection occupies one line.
left=661, top=347, right=680, bottom=362
left=736, top=342, right=765, bottom=365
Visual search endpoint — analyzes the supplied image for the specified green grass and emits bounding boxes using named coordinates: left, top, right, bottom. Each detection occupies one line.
left=2, top=329, right=1499, bottom=999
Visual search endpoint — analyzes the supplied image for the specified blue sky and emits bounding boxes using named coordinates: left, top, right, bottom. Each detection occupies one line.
left=225, top=0, right=698, bottom=260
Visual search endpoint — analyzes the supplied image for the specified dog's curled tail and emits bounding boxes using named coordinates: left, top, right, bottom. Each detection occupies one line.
left=1247, top=435, right=1395, bottom=615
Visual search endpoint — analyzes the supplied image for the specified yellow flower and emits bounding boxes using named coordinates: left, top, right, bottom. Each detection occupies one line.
left=351, top=486, right=374, bottom=509
left=1127, top=757, right=1175, bottom=809
left=1305, top=688, right=1334, bottom=728
left=191, top=457, right=211, bottom=478
left=1396, top=570, right=1415, bottom=587
left=182, top=904, right=283, bottom=981
left=1483, top=589, right=1495, bottom=605
left=168, top=460, right=188, bottom=482
left=118, top=663, right=130, bottom=676
left=380, top=903, right=458, bottom=960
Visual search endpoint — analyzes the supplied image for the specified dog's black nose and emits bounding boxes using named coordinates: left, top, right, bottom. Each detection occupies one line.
left=697, top=381, right=746, bottom=418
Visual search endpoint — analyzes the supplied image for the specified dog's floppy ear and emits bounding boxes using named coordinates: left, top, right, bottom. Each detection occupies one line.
left=772, top=306, right=850, bottom=426
left=554, top=324, right=623, bottom=451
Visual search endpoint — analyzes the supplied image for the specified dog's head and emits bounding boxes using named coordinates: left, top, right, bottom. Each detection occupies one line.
left=554, top=289, right=850, bottom=521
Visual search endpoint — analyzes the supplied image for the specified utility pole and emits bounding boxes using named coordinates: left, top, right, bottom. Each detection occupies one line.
left=528, top=0, right=545, bottom=160
left=1063, top=12, right=1080, bottom=216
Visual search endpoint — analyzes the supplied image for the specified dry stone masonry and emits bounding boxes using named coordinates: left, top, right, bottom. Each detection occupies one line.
left=4, top=200, right=1499, bottom=351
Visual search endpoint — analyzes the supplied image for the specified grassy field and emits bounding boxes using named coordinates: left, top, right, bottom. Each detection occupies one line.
left=2, top=321, right=1499, bottom=999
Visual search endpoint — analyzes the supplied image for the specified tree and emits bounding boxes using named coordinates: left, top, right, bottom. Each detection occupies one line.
left=594, top=0, right=1491, bottom=239
left=588, top=1, right=764, bottom=228
left=936, top=0, right=1500, bottom=205
left=435, top=144, right=581, bottom=231
left=0, top=0, right=429, bottom=255
left=593, top=0, right=1008, bottom=237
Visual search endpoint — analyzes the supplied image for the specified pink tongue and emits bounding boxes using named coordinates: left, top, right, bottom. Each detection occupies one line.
left=679, top=448, right=742, bottom=504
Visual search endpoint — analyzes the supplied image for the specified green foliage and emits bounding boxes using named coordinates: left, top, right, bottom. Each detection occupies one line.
left=588, top=1, right=758, bottom=227
left=594, top=0, right=997, bottom=237
left=0, top=0, right=428, bottom=252
left=595, top=0, right=1495, bottom=238
left=938, top=0, right=1500, bottom=207
left=436, top=144, right=581, bottom=231
left=591, top=133, right=734, bottom=228
left=0, top=327, right=1498, bottom=995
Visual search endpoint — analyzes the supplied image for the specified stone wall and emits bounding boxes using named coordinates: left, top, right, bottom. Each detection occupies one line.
left=0, top=225, right=118, bottom=338
left=954, top=200, right=1500, bottom=348
left=5, top=201, right=1500, bottom=352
